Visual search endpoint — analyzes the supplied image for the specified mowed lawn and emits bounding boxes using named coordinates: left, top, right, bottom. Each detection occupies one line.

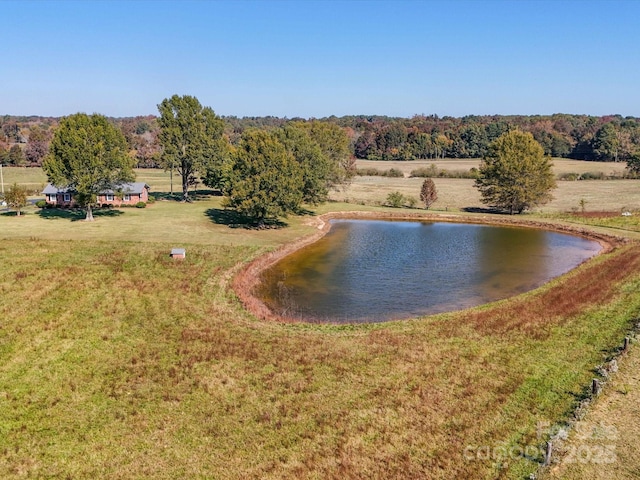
left=1, top=167, right=640, bottom=478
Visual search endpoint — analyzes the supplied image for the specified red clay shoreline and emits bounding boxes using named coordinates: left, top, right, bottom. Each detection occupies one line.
left=231, top=211, right=625, bottom=323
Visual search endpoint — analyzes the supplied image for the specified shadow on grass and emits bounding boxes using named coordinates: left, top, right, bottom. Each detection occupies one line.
left=462, top=206, right=509, bottom=214
left=295, top=207, right=316, bottom=216
left=204, top=208, right=288, bottom=229
left=37, top=208, right=125, bottom=222
left=152, top=189, right=222, bottom=202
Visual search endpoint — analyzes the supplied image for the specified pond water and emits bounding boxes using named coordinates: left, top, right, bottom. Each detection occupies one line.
left=257, top=219, right=602, bottom=323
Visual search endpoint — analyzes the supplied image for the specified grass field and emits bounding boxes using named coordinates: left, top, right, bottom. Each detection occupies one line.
left=1, top=166, right=640, bottom=479
left=541, top=342, right=640, bottom=480
left=355, top=158, right=631, bottom=177
left=335, top=176, right=640, bottom=214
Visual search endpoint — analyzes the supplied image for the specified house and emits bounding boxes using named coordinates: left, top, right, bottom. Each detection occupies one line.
left=43, top=182, right=150, bottom=207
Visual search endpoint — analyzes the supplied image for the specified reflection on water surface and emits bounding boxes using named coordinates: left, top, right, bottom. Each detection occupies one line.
left=258, top=220, right=601, bottom=322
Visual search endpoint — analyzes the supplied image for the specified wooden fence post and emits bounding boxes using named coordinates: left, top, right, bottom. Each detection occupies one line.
left=592, top=378, right=600, bottom=396
left=544, top=441, right=553, bottom=466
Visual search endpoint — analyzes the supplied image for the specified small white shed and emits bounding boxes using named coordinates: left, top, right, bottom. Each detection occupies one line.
left=170, top=248, right=186, bottom=259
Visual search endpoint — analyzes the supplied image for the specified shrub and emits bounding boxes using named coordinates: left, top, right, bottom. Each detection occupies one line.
left=385, top=168, right=404, bottom=178
left=411, top=165, right=478, bottom=179
left=410, top=165, right=439, bottom=178
left=35, top=200, right=47, bottom=208
left=558, top=172, right=581, bottom=181
left=356, top=168, right=382, bottom=176
left=147, top=195, right=156, bottom=203
left=581, top=171, right=606, bottom=180
left=135, top=201, right=147, bottom=208
left=386, top=191, right=405, bottom=208
left=357, top=168, right=405, bottom=177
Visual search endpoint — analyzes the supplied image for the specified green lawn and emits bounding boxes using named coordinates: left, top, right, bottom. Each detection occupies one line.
left=1, top=175, right=640, bottom=478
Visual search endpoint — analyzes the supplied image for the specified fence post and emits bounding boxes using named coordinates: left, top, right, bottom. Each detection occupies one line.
left=544, top=441, right=553, bottom=466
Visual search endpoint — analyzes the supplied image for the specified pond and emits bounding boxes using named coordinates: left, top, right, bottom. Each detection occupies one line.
left=257, top=219, right=602, bottom=323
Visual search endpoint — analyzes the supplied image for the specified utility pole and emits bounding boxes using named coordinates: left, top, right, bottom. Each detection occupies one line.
left=0, top=163, right=4, bottom=195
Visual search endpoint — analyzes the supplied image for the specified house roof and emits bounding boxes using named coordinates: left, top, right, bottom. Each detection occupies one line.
left=102, top=182, right=150, bottom=195
left=42, top=182, right=149, bottom=195
left=42, top=184, right=73, bottom=194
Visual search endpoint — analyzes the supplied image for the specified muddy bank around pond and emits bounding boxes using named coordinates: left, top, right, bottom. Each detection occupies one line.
left=232, top=211, right=626, bottom=323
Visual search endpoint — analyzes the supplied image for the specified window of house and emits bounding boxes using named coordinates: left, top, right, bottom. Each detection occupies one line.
left=63, top=193, right=71, bottom=202
left=105, top=194, right=114, bottom=201
left=123, top=194, right=131, bottom=202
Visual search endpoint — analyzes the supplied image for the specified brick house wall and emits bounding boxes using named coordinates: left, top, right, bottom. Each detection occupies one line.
left=43, top=183, right=150, bottom=207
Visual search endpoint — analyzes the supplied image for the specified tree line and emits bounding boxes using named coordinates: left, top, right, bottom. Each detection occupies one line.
left=345, top=114, right=640, bottom=162
left=3, top=112, right=640, bottom=169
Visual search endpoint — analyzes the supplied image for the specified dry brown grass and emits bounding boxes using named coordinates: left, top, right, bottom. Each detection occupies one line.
left=334, top=176, right=640, bottom=214
left=355, top=158, right=630, bottom=177
left=461, top=243, right=640, bottom=338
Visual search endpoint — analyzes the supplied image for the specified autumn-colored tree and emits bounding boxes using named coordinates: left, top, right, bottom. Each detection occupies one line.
left=25, top=125, right=50, bottom=166
left=8, top=145, right=25, bottom=166
left=475, top=130, right=556, bottom=214
left=420, top=178, right=438, bottom=209
left=1, top=121, right=20, bottom=142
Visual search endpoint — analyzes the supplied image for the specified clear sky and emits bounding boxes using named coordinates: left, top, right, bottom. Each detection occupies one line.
left=2, top=0, right=639, bottom=118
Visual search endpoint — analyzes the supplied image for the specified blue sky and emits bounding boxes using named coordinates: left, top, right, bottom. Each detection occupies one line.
left=2, top=0, right=639, bottom=118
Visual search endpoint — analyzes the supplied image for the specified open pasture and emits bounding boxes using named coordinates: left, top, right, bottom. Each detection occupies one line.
left=355, top=158, right=631, bottom=177
left=1, top=166, right=640, bottom=479
left=334, top=176, right=640, bottom=214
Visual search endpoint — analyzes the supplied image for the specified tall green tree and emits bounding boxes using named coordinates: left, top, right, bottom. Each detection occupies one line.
left=274, top=124, right=334, bottom=204
left=626, top=151, right=640, bottom=175
left=43, top=113, right=135, bottom=221
left=293, top=120, right=355, bottom=186
left=224, top=130, right=303, bottom=225
left=475, top=130, right=556, bottom=214
left=4, top=183, right=28, bottom=216
left=592, top=123, right=622, bottom=162
left=157, top=95, right=226, bottom=201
